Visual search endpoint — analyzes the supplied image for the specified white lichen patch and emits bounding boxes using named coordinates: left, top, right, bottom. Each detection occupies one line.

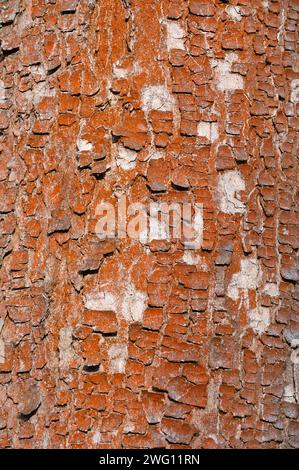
left=216, top=170, right=246, bottom=214
left=166, top=21, right=186, bottom=51
left=197, top=122, right=219, bottom=142
left=141, top=85, right=174, bottom=113
left=213, top=53, right=244, bottom=92
left=84, top=292, right=117, bottom=311
left=226, top=6, right=242, bottom=22
left=0, top=80, right=6, bottom=104
left=116, top=147, right=137, bottom=170
left=92, top=431, right=101, bottom=445
left=283, top=355, right=299, bottom=403
left=122, top=283, right=147, bottom=322
left=283, top=384, right=296, bottom=403
left=149, top=150, right=165, bottom=160
left=228, top=258, right=260, bottom=300
left=290, top=79, right=299, bottom=103
left=108, top=343, right=128, bottom=373
left=112, top=65, right=128, bottom=78
left=59, top=327, right=74, bottom=368
left=25, top=81, right=56, bottom=105
left=112, top=61, right=141, bottom=79
left=85, top=280, right=147, bottom=324
left=77, top=139, right=93, bottom=152
left=249, top=307, right=271, bottom=334
left=263, top=282, right=280, bottom=297
left=182, top=251, right=201, bottom=265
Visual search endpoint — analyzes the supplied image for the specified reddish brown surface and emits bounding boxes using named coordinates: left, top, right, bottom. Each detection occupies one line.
left=0, top=0, right=298, bottom=448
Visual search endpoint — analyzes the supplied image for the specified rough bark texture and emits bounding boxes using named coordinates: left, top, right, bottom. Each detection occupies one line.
left=0, top=0, right=299, bottom=449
